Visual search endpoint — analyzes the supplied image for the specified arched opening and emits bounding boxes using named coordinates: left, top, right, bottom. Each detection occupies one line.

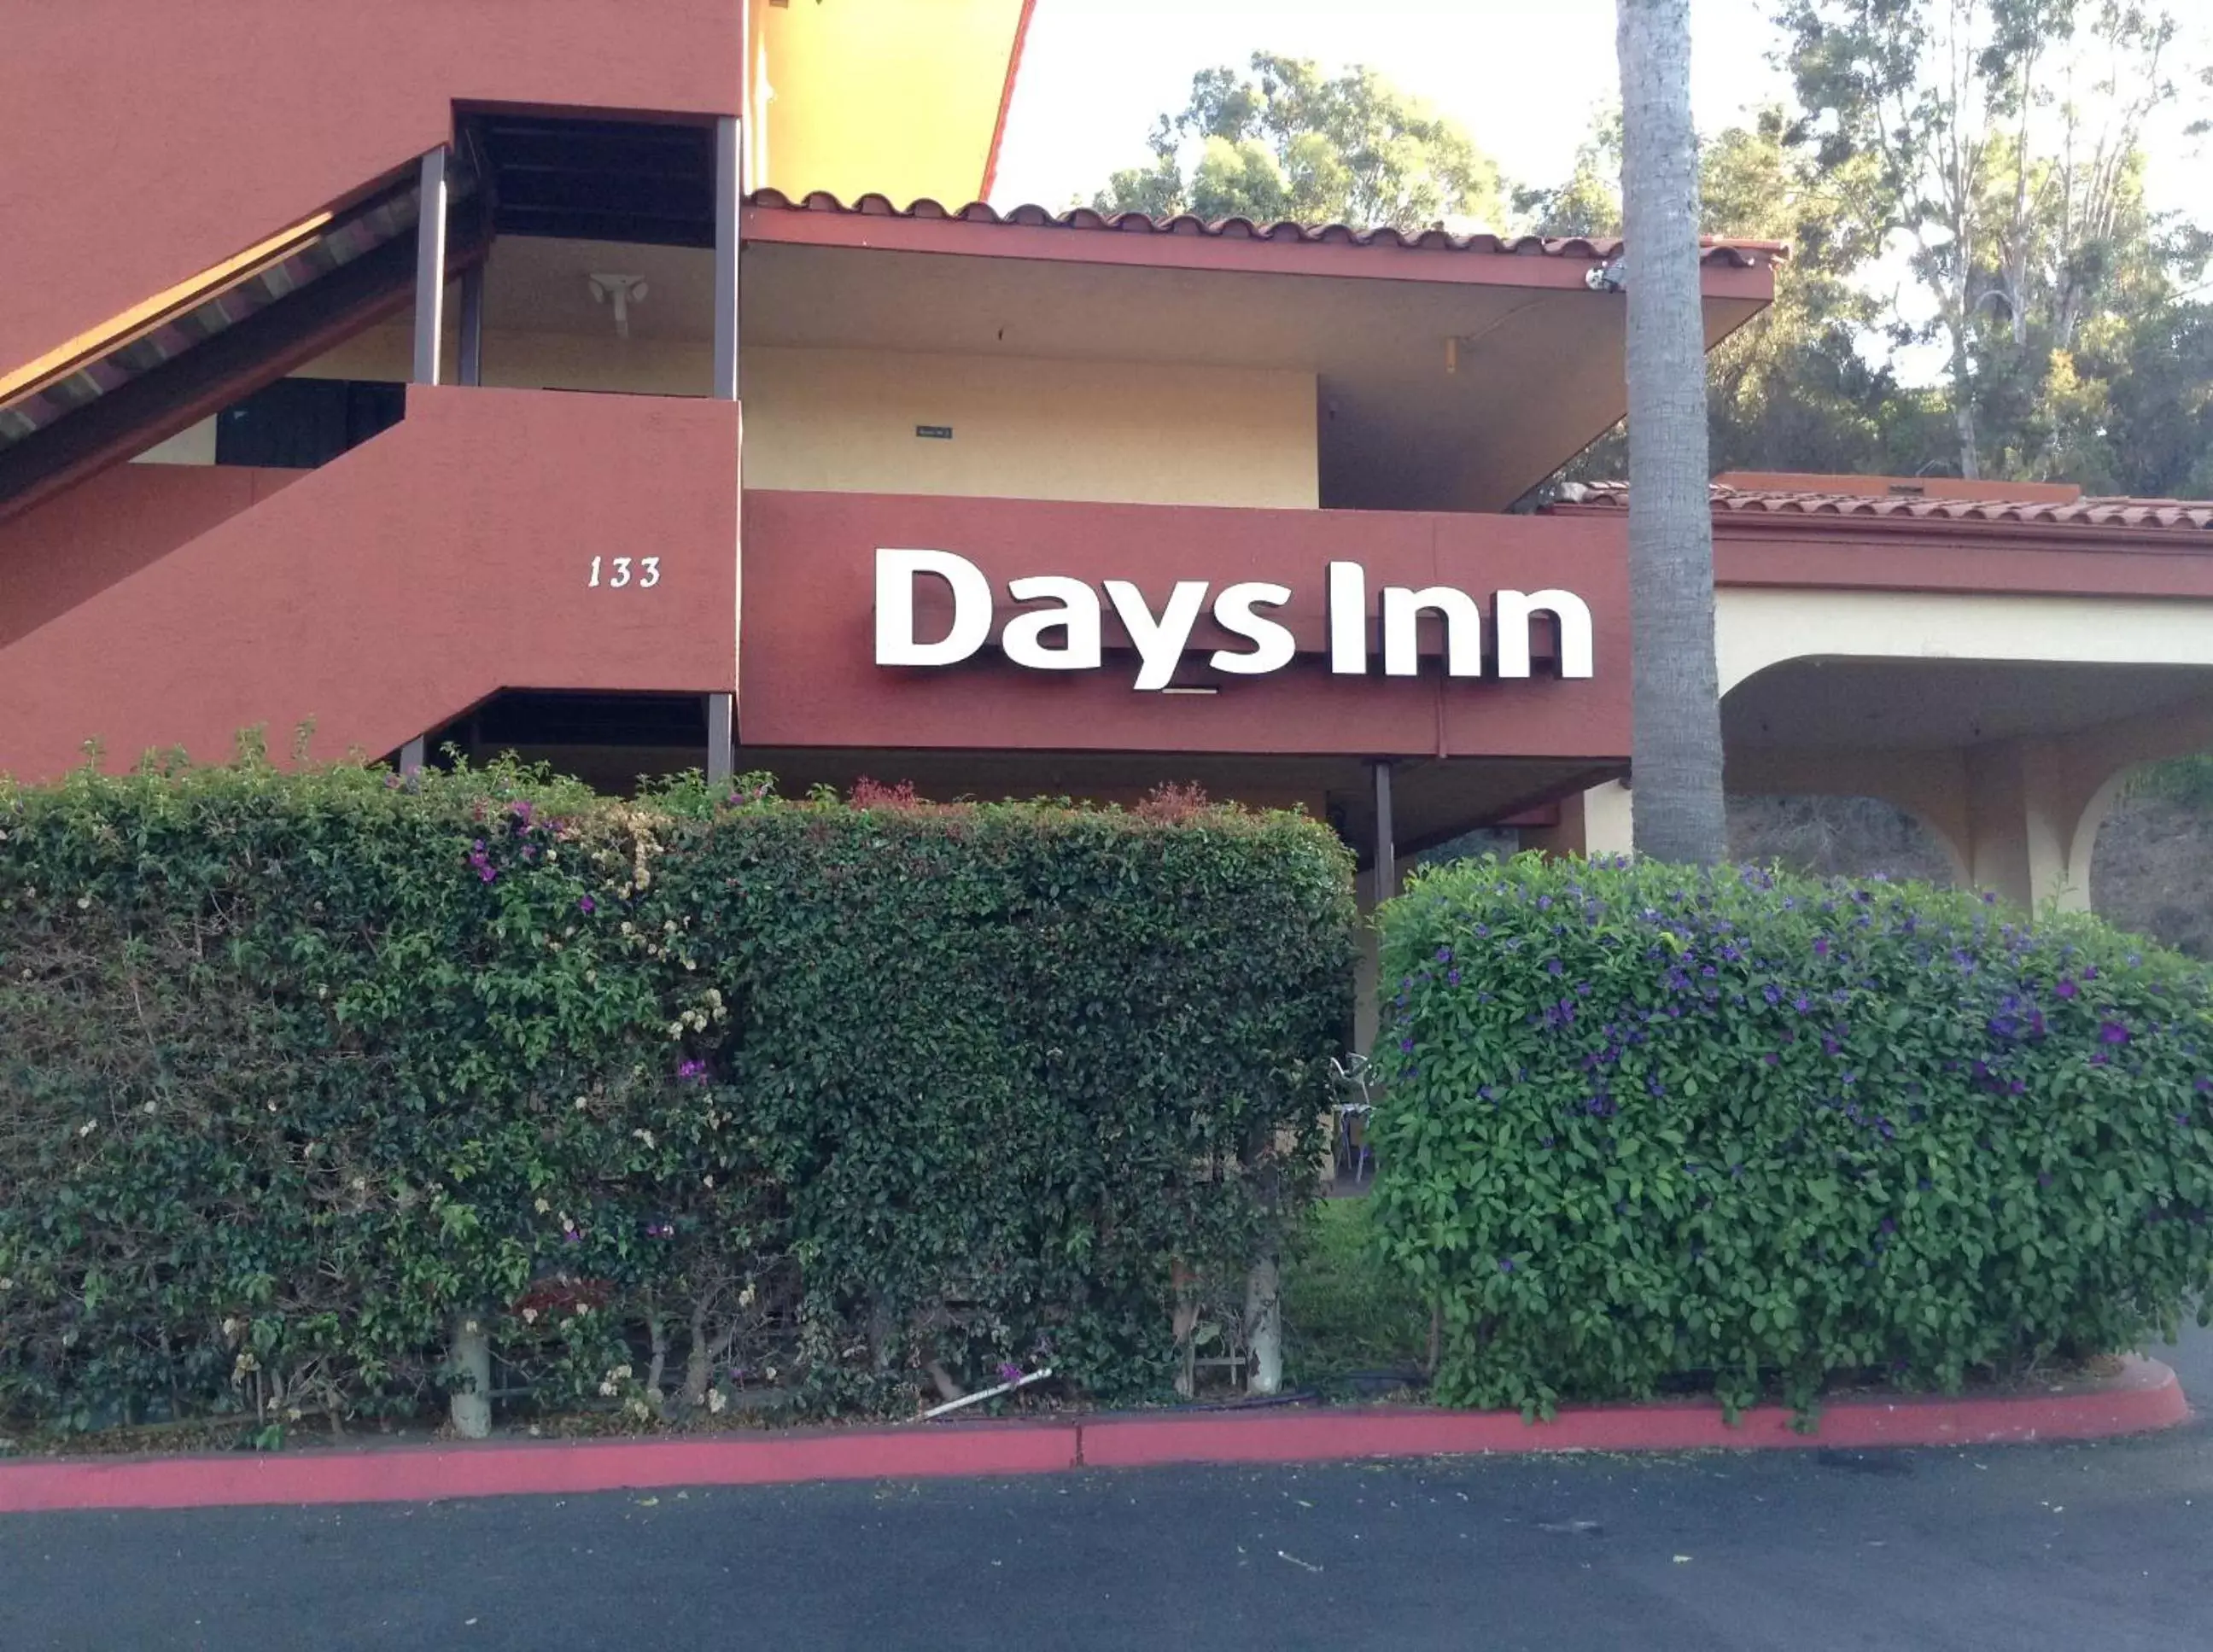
left=2092, top=759, right=2213, bottom=960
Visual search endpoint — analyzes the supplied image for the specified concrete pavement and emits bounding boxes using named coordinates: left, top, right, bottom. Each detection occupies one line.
left=4, top=1322, right=2210, bottom=1651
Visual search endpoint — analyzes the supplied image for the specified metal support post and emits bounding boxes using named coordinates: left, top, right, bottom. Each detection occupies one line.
left=1372, top=759, right=1397, bottom=901
left=706, top=692, right=734, bottom=786
left=712, top=116, right=741, bottom=402
left=412, top=147, right=448, bottom=386
left=457, top=264, right=484, bottom=387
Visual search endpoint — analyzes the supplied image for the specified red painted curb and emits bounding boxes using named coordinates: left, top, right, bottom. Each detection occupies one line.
left=0, top=1421, right=1079, bottom=1514
left=0, top=1357, right=2184, bottom=1515
left=1082, top=1356, right=2189, bottom=1468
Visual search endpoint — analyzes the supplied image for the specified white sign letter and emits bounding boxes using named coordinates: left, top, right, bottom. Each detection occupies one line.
left=1495, top=588, right=1595, bottom=679
left=1209, top=582, right=1296, bottom=675
left=1328, top=561, right=1368, bottom=675
left=1105, top=579, right=1211, bottom=692
left=1381, top=585, right=1484, bottom=678
left=875, top=549, right=992, bottom=667
left=1001, top=575, right=1102, bottom=670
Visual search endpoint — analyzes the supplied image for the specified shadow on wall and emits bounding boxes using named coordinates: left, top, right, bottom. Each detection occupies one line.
left=1727, top=794, right=1956, bottom=888
left=2093, top=793, right=2213, bottom=960
left=1729, top=789, right=2213, bottom=963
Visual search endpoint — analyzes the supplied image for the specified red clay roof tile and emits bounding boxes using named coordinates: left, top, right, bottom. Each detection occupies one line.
left=1557, top=481, right=2213, bottom=532
left=745, top=189, right=1786, bottom=268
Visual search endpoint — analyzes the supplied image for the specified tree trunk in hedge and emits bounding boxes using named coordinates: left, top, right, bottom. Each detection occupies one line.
left=449, top=1311, right=492, bottom=1439
left=1617, top=0, right=1729, bottom=865
left=1245, top=1252, right=1282, bottom=1395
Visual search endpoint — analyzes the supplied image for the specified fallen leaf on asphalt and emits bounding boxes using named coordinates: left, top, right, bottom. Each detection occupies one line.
left=1673, top=1555, right=1692, bottom=1564
left=637, top=1497, right=659, bottom=1507
left=1279, top=1550, right=1324, bottom=1573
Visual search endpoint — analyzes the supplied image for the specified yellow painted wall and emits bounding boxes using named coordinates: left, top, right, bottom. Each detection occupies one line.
left=738, top=346, right=1320, bottom=509
left=297, top=326, right=712, bottom=397
left=750, top=0, right=1027, bottom=206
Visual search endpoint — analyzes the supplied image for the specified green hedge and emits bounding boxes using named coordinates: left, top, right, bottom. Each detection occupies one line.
left=1370, top=854, right=2213, bottom=1416
left=0, top=762, right=1352, bottom=1435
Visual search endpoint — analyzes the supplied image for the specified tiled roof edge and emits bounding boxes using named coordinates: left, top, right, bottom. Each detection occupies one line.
left=745, top=189, right=1785, bottom=267
left=1556, top=482, right=2213, bottom=531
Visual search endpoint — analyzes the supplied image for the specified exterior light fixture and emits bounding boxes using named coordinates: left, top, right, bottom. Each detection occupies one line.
left=587, top=273, right=649, bottom=339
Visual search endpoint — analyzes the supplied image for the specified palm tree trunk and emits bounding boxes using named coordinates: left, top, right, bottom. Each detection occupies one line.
left=1616, top=0, right=1728, bottom=866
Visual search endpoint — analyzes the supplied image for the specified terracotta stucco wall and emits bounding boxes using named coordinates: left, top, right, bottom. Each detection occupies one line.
left=0, top=0, right=741, bottom=379
left=0, top=386, right=739, bottom=783
left=0, top=464, right=301, bottom=648
left=739, top=489, right=1630, bottom=757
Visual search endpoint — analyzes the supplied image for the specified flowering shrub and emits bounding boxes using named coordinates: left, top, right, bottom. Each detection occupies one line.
left=0, top=758, right=1349, bottom=1434
left=1369, top=853, right=2213, bottom=1416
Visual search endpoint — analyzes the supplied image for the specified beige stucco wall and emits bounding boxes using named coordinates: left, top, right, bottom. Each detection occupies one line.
left=738, top=347, right=1320, bottom=509
left=291, top=334, right=1320, bottom=508
left=297, top=325, right=712, bottom=397
left=131, top=415, right=218, bottom=464
left=1714, top=587, right=2213, bottom=694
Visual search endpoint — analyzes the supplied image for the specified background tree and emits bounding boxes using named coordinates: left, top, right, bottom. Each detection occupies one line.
left=1534, top=103, right=1951, bottom=487
left=1093, top=52, right=1504, bottom=232
left=1617, top=0, right=1731, bottom=865
left=1774, top=0, right=2198, bottom=480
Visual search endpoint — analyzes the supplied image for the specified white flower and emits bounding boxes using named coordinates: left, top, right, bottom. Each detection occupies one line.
left=738, top=1281, right=756, bottom=1309
left=521, top=1307, right=540, bottom=1325
left=534, top=1198, right=551, bottom=1214
left=142, top=1100, right=157, bottom=1116
left=707, top=1388, right=727, bottom=1415
left=574, top=1096, right=590, bottom=1110
left=599, top=1381, right=618, bottom=1398
left=77, top=1119, right=97, bottom=1137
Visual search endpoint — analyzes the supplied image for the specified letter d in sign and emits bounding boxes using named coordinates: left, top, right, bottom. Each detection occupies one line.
left=876, top=549, right=992, bottom=666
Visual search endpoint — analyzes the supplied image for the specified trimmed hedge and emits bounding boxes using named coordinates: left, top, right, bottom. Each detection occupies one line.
left=1370, top=853, right=2213, bottom=1416
left=0, top=762, right=1352, bottom=1435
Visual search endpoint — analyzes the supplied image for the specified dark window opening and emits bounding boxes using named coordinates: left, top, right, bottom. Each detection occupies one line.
left=439, top=692, right=710, bottom=751
left=214, top=378, right=404, bottom=469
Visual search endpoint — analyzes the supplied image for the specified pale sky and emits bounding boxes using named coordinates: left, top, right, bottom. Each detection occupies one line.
left=992, top=0, right=2212, bottom=228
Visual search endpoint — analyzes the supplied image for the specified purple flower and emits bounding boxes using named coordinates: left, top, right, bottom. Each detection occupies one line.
left=998, top=1362, right=1025, bottom=1386
left=1400, top=1037, right=1416, bottom=1054
left=2099, top=1022, right=2131, bottom=1046
left=1436, top=946, right=1454, bottom=964
left=2054, top=978, right=2079, bottom=1000
left=1498, top=1258, right=1516, bottom=1273
left=1813, top=937, right=1831, bottom=958
left=578, top=895, right=597, bottom=914
left=677, top=1059, right=709, bottom=1082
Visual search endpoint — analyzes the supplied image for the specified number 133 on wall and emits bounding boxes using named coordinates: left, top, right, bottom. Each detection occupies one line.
left=588, top=556, right=662, bottom=589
